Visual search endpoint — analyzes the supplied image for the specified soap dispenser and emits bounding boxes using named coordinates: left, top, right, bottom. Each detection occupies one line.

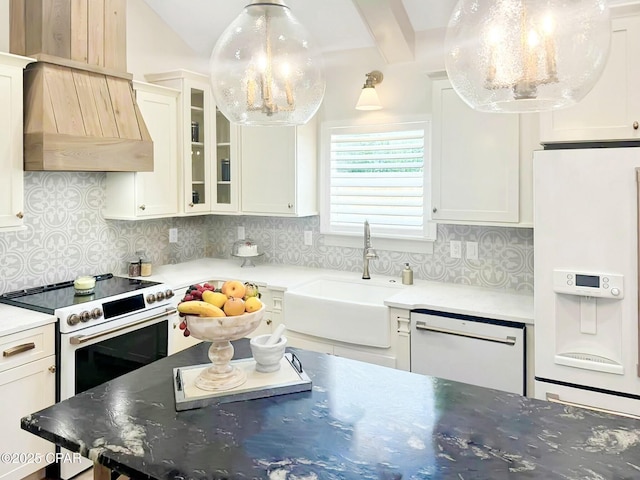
left=402, top=263, right=414, bottom=285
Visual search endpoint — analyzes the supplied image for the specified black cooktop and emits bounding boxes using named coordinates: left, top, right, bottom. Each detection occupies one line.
left=0, top=274, right=161, bottom=314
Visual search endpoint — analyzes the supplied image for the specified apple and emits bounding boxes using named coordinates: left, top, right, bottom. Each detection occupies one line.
left=221, top=280, right=246, bottom=299
left=244, top=296, right=262, bottom=313
left=223, top=297, right=245, bottom=316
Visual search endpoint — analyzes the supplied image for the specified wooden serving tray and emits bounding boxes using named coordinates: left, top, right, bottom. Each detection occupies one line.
left=173, top=352, right=311, bottom=411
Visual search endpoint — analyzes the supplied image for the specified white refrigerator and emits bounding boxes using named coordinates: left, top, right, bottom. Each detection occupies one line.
left=534, top=147, right=640, bottom=418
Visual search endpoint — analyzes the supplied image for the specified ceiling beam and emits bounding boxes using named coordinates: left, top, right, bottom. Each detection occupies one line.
left=351, top=0, right=415, bottom=64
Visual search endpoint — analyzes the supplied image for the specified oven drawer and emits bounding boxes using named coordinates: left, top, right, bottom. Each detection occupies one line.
left=0, top=324, right=55, bottom=374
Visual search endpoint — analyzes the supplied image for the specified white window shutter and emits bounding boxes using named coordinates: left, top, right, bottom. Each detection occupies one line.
left=327, top=122, right=428, bottom=238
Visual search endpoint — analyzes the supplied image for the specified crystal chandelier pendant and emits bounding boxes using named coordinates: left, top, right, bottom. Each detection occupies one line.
left=210, top=0, right=325, bottom=126
left=444, top=0, right=611, bottom=113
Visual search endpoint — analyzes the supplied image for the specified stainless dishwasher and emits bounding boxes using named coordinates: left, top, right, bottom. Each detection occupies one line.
left=410, top=309, right=526, bottom=395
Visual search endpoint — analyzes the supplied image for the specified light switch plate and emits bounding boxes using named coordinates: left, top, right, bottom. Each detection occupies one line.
left=169, top=228, right=178, bottom=243
left=237, top=226, right=245, bottom=240
left=466, top=241, right=478, bottom=260
left=450, top=240, right=462, bottom=259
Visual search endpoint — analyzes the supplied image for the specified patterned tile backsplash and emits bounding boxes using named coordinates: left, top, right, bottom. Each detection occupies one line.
left=0, top=172, right=533, bottom=294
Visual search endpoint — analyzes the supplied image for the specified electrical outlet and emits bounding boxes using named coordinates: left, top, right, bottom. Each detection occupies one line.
left=237, top=226, right=245, bottom=240
left=450, top=240, right=462, bottom=259
left=304, top=230, right=313, bottom=246
left=466, top=241, right=478, bottom=260
left=169, top=228, right=178, bottom=243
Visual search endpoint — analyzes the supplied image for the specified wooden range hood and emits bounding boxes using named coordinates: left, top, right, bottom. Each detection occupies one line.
left=9, top=0, right=153, bottom=172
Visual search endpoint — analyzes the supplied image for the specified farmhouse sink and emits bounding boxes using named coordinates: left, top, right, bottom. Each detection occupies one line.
left=283, top=277, right=405, bottom=348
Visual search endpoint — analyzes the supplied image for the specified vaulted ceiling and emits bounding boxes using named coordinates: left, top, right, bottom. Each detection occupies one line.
left=143, top=0, right=458, bottom=62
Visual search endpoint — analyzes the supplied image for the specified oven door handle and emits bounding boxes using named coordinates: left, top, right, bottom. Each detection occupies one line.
left=69, top=307, right=177, bottom=345
left=415, top=322, right=517, bottom=346
left=546, top=392, right=640, bottom=420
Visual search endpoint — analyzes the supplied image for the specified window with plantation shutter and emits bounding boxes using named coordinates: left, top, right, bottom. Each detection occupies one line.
left=321, top=120, right=433, bottom=241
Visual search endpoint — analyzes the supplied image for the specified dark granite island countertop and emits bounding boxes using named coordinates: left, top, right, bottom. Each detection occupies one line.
left=22, top=341, right=640, bottom=479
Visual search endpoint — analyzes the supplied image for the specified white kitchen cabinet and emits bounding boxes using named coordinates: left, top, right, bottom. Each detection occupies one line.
left=0, top=324, right=55, bottom=480
left=245, top=286, right=277, bottom=338
left=540, top=12, right=640, bottom=143
left=104, top=81, right=180, bottom=220
left=431, top=77, right=525, bottom=225
left=145, top=70, right=240, bottom=215
left=240, top=117, right=317, bottom=216
left=0, top=53, right=32, bottom=231
left=214, top=108, right=241, bottom=213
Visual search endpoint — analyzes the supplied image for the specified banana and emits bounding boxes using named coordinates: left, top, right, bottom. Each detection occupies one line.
left=177, top=300, right=226, bottom=317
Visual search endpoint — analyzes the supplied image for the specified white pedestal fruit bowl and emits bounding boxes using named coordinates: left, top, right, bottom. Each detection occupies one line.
left=185, top=305, right=265, bottom=391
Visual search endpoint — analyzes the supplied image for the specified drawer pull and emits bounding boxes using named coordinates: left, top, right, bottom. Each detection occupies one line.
left=3, top=342, right=36, bottom=357
left=415, top=322, right=516, bottom=345
left=546, top=392, right=640, bottom=420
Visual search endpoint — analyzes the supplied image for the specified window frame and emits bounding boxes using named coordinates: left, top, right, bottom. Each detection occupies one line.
left=320, top=116, right=436, bottom=252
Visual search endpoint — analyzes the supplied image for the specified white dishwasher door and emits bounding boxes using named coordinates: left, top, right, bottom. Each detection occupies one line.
left=410, top=311, right=526, bottom=395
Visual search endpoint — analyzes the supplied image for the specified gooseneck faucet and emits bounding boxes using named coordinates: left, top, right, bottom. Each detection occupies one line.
left=362, top=220, right=378, bottom=279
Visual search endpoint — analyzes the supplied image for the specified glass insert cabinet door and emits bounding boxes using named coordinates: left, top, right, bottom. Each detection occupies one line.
left=190, top=87, right=207, bottom=208
left=213, top=107, right=239, bottom=212
left=216, top=108, right=231, bottom=205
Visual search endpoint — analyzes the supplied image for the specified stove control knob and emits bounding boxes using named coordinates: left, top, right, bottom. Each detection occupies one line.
left=91, top=308, right=103, bottom=319
left=80, top=311, right=91, bottom=323
left=67, top=314, right=80, bottom=326
left=165, top=289, right=174, bottom=299
left=156, top=291, right=165, bottom=301
left=146, top=294, right=156, bottom=304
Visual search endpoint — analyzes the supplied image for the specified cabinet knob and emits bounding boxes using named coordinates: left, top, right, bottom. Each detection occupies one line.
left=432, top=207, right=438, bottom=213
left=16, top=211, right=24, bottom=219
left=139, top=204, right=146, bottom=211
left=48, top=365, right=56, bottom=373
left=266, top=319, right=272, bottom=325
left=189, top=202, right=194, bottom=208
left=634, top=121, right=639, bottom=130
left=287, top=203, right=293, bottom=209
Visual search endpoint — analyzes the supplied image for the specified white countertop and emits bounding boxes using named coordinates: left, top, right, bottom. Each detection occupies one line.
left=146, top=258, right=534, bottom=325
left=0, top=303, right=56, bottom=337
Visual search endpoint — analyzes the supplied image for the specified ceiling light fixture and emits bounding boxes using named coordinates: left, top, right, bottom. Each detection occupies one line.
left=444, top=0, right=611, bottom=113
left=355, top=71, right=383, bottom=111
left=209, top=0, right=325, bottom=126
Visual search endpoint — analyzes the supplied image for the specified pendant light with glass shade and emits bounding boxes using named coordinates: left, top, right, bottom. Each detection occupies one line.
left=209, top=0, right=325, bottom=126
left=444, top=0, right=611, bottom=113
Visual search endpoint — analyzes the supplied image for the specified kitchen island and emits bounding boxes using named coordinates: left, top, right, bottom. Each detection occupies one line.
left=22, top=342, right=640, bottom=479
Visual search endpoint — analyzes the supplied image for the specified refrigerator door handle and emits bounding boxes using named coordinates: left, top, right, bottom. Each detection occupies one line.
left=546, top=393, right=640, bottom=420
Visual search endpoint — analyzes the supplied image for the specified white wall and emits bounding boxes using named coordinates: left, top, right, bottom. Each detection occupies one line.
left=126, top=0, right=204, bottom=79
left=0, top=0, right=202, bottom=78
left=319, top=46, right=433, bottom=124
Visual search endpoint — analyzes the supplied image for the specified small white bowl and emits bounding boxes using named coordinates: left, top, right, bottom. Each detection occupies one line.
left=250, top=334, right=287, bottom=373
